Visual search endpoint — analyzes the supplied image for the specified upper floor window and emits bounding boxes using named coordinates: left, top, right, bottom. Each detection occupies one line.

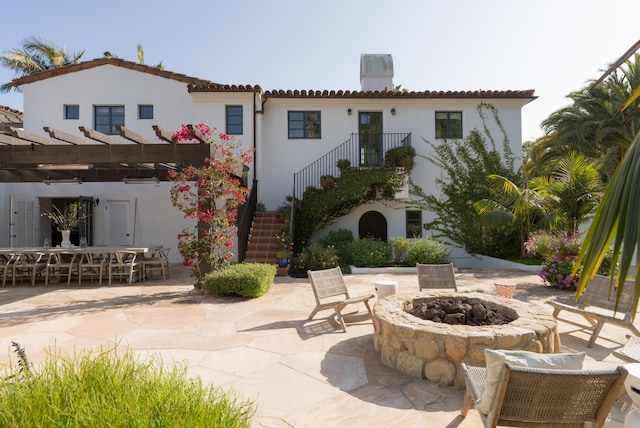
left=226, top=105, right=243, bottom=135
left=138, top=105, right=153, bottom=119
left=94, top=106, right=124, bottom=135
left=406, top=210, right=422, bottom=238
left=435, top=111, right=462, bottom=139
left=288, top=111, right=321, bottom=139
left=64, top=105, right=79, bottom=120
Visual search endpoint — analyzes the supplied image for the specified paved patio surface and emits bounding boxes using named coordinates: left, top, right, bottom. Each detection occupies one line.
left=0, top=266, right=634, bottom=427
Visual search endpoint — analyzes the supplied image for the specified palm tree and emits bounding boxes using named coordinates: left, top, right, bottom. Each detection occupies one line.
left=574, top=38, right=640, bottom=316
left=530, top=152, right=603, bottom=238
left=0, top=37, right=85, bottom=92
left=528, top=53, right=640, bottom=182
left=473, top=174, right=543, bottom=256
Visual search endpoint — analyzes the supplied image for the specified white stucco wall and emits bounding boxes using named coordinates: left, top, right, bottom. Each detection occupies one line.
left=6, top=60, right=531, bottom=267
left=257, top=96, right=527, bottom=243
left=0, top=182, right=190, bottom=263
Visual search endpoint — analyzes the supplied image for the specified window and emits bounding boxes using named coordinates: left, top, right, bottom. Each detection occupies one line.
left=138, top=105, right=153, bottom=119
left=435, top=111, right=462, bottom=139
left=226, top=105, right=243, bottom=135
left=288, top=111, right=321, bottom=139
left=64, top=105, right=79, bottom=120
left=94, top=106, right=125, bottom=135
left=406, top=210, right=422, bottom=238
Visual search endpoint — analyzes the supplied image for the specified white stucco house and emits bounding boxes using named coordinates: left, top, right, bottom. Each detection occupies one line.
left=0, top=54, right=536, bottom=265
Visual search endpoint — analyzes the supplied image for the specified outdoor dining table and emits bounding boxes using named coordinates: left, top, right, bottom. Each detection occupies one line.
left=0, top=245, right=163, bottom=286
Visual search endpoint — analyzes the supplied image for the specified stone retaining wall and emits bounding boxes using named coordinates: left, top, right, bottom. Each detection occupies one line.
left=372, top=291, right=559, bottom=387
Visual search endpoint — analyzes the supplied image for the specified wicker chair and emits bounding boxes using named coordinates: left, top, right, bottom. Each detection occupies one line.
left=614, top=335, right=640, bottom=363
left=461, top=362, right=627, bottom=428
left=417, top=263, right=458, bottom=291
left=307, top=267, right=374, bottom=332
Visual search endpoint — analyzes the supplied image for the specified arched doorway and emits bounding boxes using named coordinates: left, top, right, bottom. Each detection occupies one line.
left=359, top=211, right=387, bottom=241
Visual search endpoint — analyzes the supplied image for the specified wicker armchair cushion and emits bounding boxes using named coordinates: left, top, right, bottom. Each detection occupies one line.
left=476, top=349, right=586, bottom=414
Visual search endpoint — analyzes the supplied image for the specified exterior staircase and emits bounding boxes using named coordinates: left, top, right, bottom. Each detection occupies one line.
left=244, top=211, right=288, bottom=275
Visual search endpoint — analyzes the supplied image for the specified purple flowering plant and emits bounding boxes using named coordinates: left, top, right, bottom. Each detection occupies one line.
left=525, top=230, right=581, bottom=290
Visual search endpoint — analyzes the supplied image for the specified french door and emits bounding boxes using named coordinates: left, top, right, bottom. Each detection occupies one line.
left=359, top=112, right=383, bottom=167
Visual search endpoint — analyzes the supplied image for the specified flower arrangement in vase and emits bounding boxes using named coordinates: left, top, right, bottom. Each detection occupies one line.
left=42, top=203, right=80, bottom=248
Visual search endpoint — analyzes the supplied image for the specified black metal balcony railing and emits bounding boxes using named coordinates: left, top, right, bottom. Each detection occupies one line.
left=292, top=133, right=411, bottom=204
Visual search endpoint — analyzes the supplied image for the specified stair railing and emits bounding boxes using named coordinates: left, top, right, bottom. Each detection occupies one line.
left=290, top=133, right=410, bottom=251
left=237, top=178, right=258, bottom=262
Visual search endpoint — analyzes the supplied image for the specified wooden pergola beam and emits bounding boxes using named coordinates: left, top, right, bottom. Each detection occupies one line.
left=79, top=126, right=126, bottom=145
left=9, top=127, right=56, bottom=145
left=117, top=125, right=160, bottom=145
left=44, top=127, right=96, bottom=145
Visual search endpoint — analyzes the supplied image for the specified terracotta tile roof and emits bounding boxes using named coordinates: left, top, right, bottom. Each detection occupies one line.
left=188, top=83, right=262, bottom=93
left=12, top=57, right=219, bottom=87
left=262, top=89, right=536, bottom=99
left=0, top=105, right=23, bottom=133
left=0, top=104, right=23, bottom=118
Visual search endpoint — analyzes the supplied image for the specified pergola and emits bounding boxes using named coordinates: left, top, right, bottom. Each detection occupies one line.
left=0, top=124, right=210, bottom=183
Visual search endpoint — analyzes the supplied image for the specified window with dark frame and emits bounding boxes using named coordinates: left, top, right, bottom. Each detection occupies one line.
left=138, top=105, right=154, bottom=119
left=406, top=210, right=422, bottom=238
left=226, top=105, right=243, bottom=135
left=288, top=111, right=321, bottom=139
left=435, top=111, right=462, bottom=139
left=94, top=105, right=125, bottom=135
left=64, top=105, right=79, bottom=120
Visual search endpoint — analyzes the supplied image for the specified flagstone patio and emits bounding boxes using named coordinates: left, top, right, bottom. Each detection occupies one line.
left=0, top=266, right=634, bottom=427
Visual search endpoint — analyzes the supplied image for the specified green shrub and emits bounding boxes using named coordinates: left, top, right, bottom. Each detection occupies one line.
left=348, top=238, right=391, bottom=267
left=0, top=343, right=255, bottom=427
left=203, top=263, right=275, bottom=297
left=389, top=237, right=410, bottom=264
left=291, top=243, right=340, bottom=272
left=319, top=228, right=354, bottom=265
left=405, top=238, right=450, bottom=265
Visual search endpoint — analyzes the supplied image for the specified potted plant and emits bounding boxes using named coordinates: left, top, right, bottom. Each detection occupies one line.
left=275, top=232, right=291, bottom=267
left=42, top=203, right=80, bottom=248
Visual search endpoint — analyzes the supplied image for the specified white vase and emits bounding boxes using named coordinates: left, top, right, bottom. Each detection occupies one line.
left=61, top=230, right=72, bottom=248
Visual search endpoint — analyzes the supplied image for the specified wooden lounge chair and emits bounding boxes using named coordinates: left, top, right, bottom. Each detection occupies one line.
left=307, top=267, right=374, bottom=332
left=417, top=262, right=458, bottom=291
left=614, top=335, right=640, bottom=363
left=549, top=274, right=640, bottom=347
left=461, top=362, right=627, bottom=428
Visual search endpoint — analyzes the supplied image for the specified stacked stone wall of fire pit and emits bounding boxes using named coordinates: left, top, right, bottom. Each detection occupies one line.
left=372, top=291, right=559, bottom=388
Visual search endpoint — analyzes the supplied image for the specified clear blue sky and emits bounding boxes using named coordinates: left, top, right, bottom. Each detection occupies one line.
left=1, top=0, right=639, bottom=142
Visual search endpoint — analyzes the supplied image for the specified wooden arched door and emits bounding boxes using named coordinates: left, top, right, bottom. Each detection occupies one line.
left=358, top=211, right=387, bottom=241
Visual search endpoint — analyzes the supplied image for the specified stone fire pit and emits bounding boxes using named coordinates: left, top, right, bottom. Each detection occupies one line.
left=372, top=291, right=559, bottom=387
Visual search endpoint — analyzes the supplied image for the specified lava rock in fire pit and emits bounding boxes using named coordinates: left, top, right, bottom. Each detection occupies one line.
left=408, top=298, right=515, bottom=326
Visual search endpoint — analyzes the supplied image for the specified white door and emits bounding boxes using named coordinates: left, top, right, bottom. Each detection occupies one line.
left=106, top=200, right=131, bottom=246
left=10, top=196, right=39, bottom=247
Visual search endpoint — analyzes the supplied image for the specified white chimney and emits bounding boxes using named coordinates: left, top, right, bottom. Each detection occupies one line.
left=360, top=54, right=394, bottom=92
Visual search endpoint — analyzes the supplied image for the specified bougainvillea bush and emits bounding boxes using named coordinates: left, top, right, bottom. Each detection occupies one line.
left=169, top=124, right=252, bottom=287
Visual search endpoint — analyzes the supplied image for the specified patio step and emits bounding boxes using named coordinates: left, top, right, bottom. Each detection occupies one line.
left=245, top=211, right=287, bottom=266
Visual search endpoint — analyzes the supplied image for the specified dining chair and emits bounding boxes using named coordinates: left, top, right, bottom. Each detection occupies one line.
left=77, top=252, right=106, bottom=286
left=141, top=247, right=170, bottom=280
left=45, top=251, right=78, bottom=287
left=108, top=250, right=141, bottom=285
left=0, top=253, right=16, bottom=287
left=12, top=252, right=47, bottom=286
